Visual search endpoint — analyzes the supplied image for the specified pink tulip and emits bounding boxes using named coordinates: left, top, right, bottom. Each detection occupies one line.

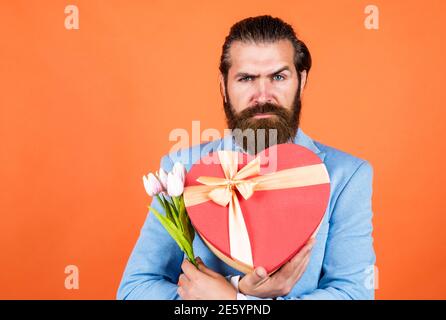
left=156, top=168, right=168, bottom=191
left=143, top=173, right=163, bottom=197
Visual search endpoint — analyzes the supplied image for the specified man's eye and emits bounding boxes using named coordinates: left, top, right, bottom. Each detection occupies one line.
left=273, top=74, right=285, bottom=81
left=239, top=76, right=253, bottom=82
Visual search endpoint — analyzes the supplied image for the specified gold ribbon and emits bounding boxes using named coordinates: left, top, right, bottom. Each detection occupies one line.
left=183, top=150, right=330, bottom=267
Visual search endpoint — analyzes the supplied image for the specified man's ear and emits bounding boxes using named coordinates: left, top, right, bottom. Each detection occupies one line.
left=300, top=70, right=307, bottom=93
left=219, top=73, right=227, bottom=103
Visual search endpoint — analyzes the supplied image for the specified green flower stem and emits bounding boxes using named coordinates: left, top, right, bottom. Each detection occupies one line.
left=151, top=194, right=198, bottom=269
left=172, top=196, right=181, bottom=214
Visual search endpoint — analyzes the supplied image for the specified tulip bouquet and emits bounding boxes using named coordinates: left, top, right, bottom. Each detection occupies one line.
left=143, top=162, right=198, bottom=268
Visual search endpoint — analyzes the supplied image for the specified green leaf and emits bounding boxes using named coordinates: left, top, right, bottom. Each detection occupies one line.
left=151, top=206, right=185, bottom=251
left=181, top=195, right=195, bottom=244
left=159, top=194, right=174, bottom=223
left=149, top=205, right=194, bottom=260
left=179, top=204, right=190, bottom=242
left=178, top=194, right=186, bottom=214
left=178, top=196, right=195, bottom=244
left=187, top=215, right=196, bottom=244
left=167, top=200, right=183, bottom=232
left=172, top=196, right=181, bottom=213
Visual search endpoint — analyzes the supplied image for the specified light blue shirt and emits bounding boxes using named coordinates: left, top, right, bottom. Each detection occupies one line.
left=117, top=128, right=376, bottom=300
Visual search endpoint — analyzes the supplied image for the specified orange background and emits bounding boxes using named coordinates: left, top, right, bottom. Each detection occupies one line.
left=0, top=0, right=445, bottom=299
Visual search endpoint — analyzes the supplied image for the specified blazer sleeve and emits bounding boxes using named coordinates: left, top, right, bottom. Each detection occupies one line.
left=116, top=155, right=184, bottom=300
left=244, top=160, right=377, bottom=300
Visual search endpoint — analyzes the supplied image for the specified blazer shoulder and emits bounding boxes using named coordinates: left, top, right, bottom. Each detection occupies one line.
left=313, top=140, right=373, bottom=191
left=316, top=140, right=371, bottom=169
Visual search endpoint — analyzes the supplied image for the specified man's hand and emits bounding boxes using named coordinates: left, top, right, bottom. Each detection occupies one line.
left=177, top=257, right=237, bottom=300
left=239, top=237, right=316, bottom=298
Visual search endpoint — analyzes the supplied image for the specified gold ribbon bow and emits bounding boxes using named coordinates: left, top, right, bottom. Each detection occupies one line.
left=183, top=150, right=330, bottom=268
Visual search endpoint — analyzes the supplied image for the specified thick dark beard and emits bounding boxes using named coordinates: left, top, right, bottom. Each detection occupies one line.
left=223, top=88, right=301, bottom=155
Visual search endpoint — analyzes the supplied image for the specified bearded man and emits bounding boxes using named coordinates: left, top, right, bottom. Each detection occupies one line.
left=117, top=15, right=376, bottom=300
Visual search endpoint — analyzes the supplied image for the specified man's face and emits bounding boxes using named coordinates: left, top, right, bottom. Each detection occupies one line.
left=221, top=39, right=306, bottom=154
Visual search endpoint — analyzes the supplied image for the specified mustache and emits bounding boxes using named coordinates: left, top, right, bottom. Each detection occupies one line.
left=236, top=102, right=292, bottom=119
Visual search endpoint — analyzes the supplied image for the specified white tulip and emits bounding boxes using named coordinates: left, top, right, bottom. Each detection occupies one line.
left=172, top=162, right=187, bottom=184
left=167, top=171, right=184, bottom=197
left=156, top=168, right=168, bottom=190
left=143, top=173, right=163, bottom=197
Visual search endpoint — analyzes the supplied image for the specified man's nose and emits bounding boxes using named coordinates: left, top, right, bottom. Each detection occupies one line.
left=253, top=79, right=273, bottom=104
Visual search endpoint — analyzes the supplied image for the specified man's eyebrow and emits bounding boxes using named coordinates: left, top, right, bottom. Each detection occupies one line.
left=234, top=66, right=292, bottom=78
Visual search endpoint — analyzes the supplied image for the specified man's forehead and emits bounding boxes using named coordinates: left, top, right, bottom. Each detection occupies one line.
left=228, top=39, right=295, bottom=74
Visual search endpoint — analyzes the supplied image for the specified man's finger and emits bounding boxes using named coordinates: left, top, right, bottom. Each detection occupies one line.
left=178, top=273, right=190, bottom=287
left=272, top=239, right=314, bottom=281
left=177, top=286, right=186, bottom=299
left=289, top=238, right=315, bottom=268
left=290, top=253, right=311, bottom=283
left=196, top=257, right=220, bottom=278
left=241, top=267, right=269, bottom=288
left=181, top=259, right=200, bottom=280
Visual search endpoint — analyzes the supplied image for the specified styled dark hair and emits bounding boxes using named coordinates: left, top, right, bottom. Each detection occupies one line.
left=219, top=15, right=312, bottom=87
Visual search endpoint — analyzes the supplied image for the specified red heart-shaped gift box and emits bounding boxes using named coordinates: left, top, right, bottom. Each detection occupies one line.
left=184, top=143, right=330, bottom=274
